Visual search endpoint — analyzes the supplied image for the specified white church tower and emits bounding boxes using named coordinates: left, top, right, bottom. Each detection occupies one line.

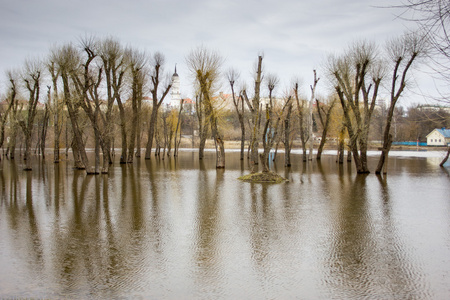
left=170, top=65, right=181, bottom=108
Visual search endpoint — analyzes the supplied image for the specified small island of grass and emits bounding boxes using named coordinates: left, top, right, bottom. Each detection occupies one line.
left=238, top=171, right=288, bottom=183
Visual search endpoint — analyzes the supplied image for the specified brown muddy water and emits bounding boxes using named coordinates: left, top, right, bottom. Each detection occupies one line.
left=0, top=150, right=449, bottom=299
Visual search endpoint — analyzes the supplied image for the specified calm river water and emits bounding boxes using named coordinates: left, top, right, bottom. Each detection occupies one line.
left=0, top=150, right=449, bottom=299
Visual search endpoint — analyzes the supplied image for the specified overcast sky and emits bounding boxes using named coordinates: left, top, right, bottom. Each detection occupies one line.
left=0, top=0, right=442, bottom=104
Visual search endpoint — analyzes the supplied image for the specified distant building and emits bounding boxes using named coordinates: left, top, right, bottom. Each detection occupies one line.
left=418, top=105, right=450, bottom=113
left=426, top=128, right=450, bottom=146
left=170, top=65, right=181, bottom=108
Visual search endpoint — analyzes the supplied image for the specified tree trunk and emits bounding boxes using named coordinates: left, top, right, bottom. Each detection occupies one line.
left=127, top=101, right=138, bottom=163
left=376, top=102, right=396, bottom=174
left=40, top=104, right=50, bottom=160
left=23, top=129, right=33, bottom=170
left=440, top=146, right=450, bottom=167
left=242, top=56, right=263, bottom=172
left=376, top=133, right=392, bottom=174
left=145, top=106, right=158, bottom=159
left=284, top=104, right=292, bottom=167
left=337, top=127, right=345, bottom=164
left=116, top=100, right=127, bottom=164
left=316, top=99, right=335, bottom=160
left=215, top=137, right=225, bottom=168
left=308, top=70, right=319, bottom=161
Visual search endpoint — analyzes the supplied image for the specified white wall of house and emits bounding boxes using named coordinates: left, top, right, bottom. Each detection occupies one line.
left=427, top=129, right=447, bottom=146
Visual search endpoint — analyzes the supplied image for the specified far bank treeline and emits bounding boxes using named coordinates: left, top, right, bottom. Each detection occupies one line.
left=0, top=34, right=448, bottom=175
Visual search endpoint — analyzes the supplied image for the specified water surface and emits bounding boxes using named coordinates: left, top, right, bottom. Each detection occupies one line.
left=0, top=151, right=449, bottom=299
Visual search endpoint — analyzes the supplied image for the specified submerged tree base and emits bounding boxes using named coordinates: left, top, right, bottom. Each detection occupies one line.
left=238, top=171, right=288, bottom=183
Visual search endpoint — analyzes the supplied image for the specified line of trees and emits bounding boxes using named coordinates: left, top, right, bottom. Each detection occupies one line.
left=0, top=27, right=448, bottom=175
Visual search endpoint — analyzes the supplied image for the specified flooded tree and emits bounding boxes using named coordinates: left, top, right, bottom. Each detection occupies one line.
left=227, top=68, right=246, bottom=161
left=283, top=99, right=294, bottom=167
left=397, top=1, right=450, bottom=166
left=376, top=32, right=425, bottom=174
left=293, top=80, right=309, bottom=162
left=47, top=58, right=64, bottom=163
left=98, top=37, right=127, bottom=165
left=4, top=71, right=22, bottom=159
left=126, top=48, right=146, bottom=163
left=173, top=99, right=184, bottom=157
left=37, top=88, right=50, bottom=159
left=242, top=55, right=263, bottom=172
left=52, top=43, right=91, bottom=171
left=70, top=38, right=106, bottom=173
left=316, top=96, right=336, bottom=160
left=327, top=40, right=383, bottom=173
left=186, top=46, right=225, bottom=168
left=308, top=70, right=320, bottom=161
left=0, top=73, right=16, bottom=161
left=195, top=92, right=209, bottom=159
left=259, top=73, right=281, bottom=173
left=144, top=52, right=172, bottom=160
left=18, top=59, right=42, bottom=170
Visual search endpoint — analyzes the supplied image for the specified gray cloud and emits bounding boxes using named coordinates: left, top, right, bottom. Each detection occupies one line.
left=1, top=0, right=440, bottom=102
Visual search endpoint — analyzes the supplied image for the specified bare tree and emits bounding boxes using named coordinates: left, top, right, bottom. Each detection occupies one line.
left=144, top=52, right=172, bottom=159
left=316, top=96, right=336, bottom=160
left=195, top=92, right=209, bottom=159
left=186, top=46, right=225, bottom=168
left=397, top=0, right=450, bottom=83
left=0, top=73, right=16, bottom=160
left=376, top=32, right=425, bottom=174
left=52, top=43, right=91, bottom=171
left=38, top=87, right=51, bottom=159
left=396, top=1, right=450, bottom=166
left=18, top=59, right=42, bottom=170
left=173, top=99, right=185, bottom=157
left=5, top=71, right=22, bottom=159
left=227, top=68, right=246, bottom=160
left=327, top=40, right=383, bottom=173
left=283, top=98, right=294, bottom=167
left=259, top=73, right=281, bottom=172
left=308, top=70, right=320, bottom=160
left=47, top=58, right=64, bottom=163
left=293, top=81, right=309, bottom=162
left=125, top=48, right=147, bottom=163
left=241, top=55, right=264, bottom=172
left=98, top=37, right=127, bottom=165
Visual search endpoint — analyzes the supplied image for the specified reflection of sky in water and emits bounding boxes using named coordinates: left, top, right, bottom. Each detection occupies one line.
left=0, top=152, right=449, bottom=299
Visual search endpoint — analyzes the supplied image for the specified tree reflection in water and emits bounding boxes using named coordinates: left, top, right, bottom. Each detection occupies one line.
left=0, top=151, right=449, bottom=299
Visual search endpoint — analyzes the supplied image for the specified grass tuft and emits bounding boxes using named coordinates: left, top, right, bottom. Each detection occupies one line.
left=238, top=171, right=288, bottom=184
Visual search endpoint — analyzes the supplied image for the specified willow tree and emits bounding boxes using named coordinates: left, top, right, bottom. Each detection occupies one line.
left=293, top=81, right=309, bottom=162
left=397, top=1, right=450, bottom=166
left=283, top=99, right=294, bottom=167
left=18, top=59, right=42, bottom=171
left=259, top=73, right=281, bottom=173
left=308, top=70, right=320, bottom=160
left=103, top=41, right=129, bottom=164
left=47, top=58, right=64, bottom=163
left=186, top=46, right=225, bottom=168
left=98, top=37, right=127, bottom=164
left=52, top=43, right=91, bottom=171
left=125, top=48, right=146, bottom=163
left=4, top=71, right=21, bottom=159
left=327, top=40, right=383, bottom=174
left=316, top=96, right=336, bottom=160
left=227, top=68, right=246, bottom=160
left=71, top=37, right=111, bottom=174
left=376, top=33, right=425, bottom=174
left=0, top=74, right=16, bottom=160
left=195, top=92, right=209, bottom=159
left=144, top=52, right=172, bottom=160
left=242, top=55, right=263, bottom=172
